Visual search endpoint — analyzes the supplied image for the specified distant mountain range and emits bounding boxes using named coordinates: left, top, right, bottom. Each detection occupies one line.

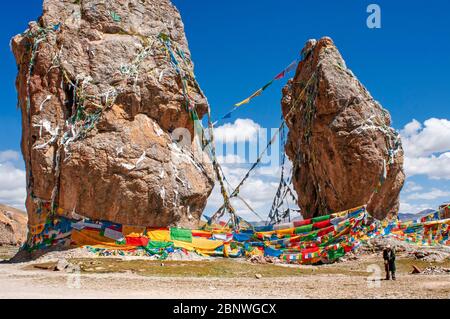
left=398, top=209, right=435, bottom=221
left=0, top=204, right=26, bottom=216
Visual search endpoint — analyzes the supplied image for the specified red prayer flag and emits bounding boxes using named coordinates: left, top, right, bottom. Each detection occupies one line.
left=274, top=70, right=285, bottom=80
left=293, top=220, right=311, bottom=227
left=125, top=236, right=149, bottom=247
left=313, top=220, right=332, bottom=230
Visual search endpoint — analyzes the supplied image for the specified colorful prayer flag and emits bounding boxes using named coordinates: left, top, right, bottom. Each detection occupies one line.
left=170, top=227, right=193, bottom=243
left=228, top=60, right=299, bottom=115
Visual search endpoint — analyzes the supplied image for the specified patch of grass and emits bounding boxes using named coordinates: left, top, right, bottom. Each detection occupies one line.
left=27, top=256, right=450, bottom=278
left=63, top=258, right=371, bottom=278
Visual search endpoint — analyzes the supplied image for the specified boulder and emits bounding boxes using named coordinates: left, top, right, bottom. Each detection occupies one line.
left=0, top=204, right=28, bottom=246
left=11, top=0, right=214, bottom=229
left=282, top=37, right=405, bottom=220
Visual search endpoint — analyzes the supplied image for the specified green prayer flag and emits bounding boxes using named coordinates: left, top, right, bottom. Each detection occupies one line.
left=299, top=230, right=319, bottom=241
left=170, top=227, right=193, bottom=243
left=327, top=246, right=345, bottom=261
left=115, top=238, right=126, bottom=245
left=261, top=80, right=274, bottom=91
left=147, top=241, right=174, bottom=250
left=294, top=224, right=313, bottom=234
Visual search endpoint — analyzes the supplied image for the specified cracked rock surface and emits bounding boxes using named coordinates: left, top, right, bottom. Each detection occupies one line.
left=282, top=37, right=405, bottom=220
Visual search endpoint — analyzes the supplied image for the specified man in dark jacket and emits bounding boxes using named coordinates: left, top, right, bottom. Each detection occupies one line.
left=383, top=245, right=396, bottom=280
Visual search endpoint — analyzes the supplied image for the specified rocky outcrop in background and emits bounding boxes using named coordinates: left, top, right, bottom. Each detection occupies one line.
left=282, top=37, right=405, bottom=220
left=0, top=204, right=27, bottom=246
left=11, top=0, right=214, bottom=229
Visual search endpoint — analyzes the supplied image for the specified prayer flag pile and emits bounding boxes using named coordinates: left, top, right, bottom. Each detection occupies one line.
left=23, top=205, right=450, bottom=264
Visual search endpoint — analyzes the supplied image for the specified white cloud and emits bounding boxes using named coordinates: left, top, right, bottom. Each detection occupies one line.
left=400, top=118, right=450, bottom=179
left=401, top=119, right=422, bottom=137
left=216, top=154, right=245, bottom=164
left=403, top=181, right=423, bottom=193
left=207, top=117, right=450, bottom=220
left=205, top=171, right=279, bottom=221
left=404, top=152, right=450, bottom=180
left=0, top=150, right=20, bottom=163
left=214, top=118, right=261, bottom=143
left=0, top=160, right=26, bottom=209
left=406, top=188, right=450, bottom=201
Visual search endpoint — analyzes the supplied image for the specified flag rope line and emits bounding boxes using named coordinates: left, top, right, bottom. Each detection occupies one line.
left=212, top=60, right=299, bottom=126
left=209, top=72, right=317, bottom=225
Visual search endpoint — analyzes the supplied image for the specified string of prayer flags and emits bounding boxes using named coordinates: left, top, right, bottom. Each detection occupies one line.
left=213, top=59, right=300, bottom=126
left=234, top=59, right=299, bottom=107
left=274, top=60, right=297, bottom=80
left=24, top=203, right=449, bottom=264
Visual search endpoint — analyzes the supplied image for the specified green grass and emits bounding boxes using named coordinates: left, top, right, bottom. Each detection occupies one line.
left=62, top=258, right=371, bottom=277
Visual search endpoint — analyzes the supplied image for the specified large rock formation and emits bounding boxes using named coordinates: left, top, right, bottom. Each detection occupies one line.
left=282, top=37, right=405, bottom=220
left=11, top=0, right=214, bottom=229
left=0, top=204, right=28, bottom=246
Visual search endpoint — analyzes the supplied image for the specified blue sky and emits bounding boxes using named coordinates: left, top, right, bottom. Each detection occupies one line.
left=0, top=1, right=449, bottom=218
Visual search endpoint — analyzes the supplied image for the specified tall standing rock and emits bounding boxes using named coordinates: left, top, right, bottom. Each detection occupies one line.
left=282, top=37, right=404, bottom=220
left=11, top=0, right=214, bottom=229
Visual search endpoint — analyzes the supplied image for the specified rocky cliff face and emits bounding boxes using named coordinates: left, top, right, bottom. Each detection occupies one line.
left=282, top=37, right=405, bottom=220
left=0, top=205, right=27, bottom=246
left=11, top=0, right=214, bottom=229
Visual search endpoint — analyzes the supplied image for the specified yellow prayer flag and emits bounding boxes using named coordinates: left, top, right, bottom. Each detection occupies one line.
left=147, top=229, right=171, bottom=242
left=235, top=97, right=251, bottom=107
left=234, top=88, right=263, bottom=107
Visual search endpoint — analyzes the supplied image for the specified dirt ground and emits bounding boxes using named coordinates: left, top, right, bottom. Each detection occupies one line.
left=0, top=246, right=449, bottom=299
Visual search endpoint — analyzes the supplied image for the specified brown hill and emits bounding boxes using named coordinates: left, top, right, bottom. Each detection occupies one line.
left=0, top=204, right=27, bottom=246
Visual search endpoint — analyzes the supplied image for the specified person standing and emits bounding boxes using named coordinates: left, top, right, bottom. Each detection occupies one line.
left=383, top=245, right=396, bottom=280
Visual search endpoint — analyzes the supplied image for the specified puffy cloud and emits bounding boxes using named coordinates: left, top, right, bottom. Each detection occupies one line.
left=214, top=118, right=261, bottom=143
left=0, top=159, right=26, bottom=209
left=401, top=118, right=450, bottom=157
left=404, top=152, right=450, bottom=180
left=208, top=116, right=450, bottom=220
left=401, top=119, right=422, bottom=138
left=403, top=181, right=423, bottom=193
left=0, top=150, right=20, bottom=163
left=205, top=160, right=298, bottom=222
left=400, top=118, right=450, bottom=179
left=216, top=154, right=246, bottom=164
left=406, top=188, right=450, bottom=201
